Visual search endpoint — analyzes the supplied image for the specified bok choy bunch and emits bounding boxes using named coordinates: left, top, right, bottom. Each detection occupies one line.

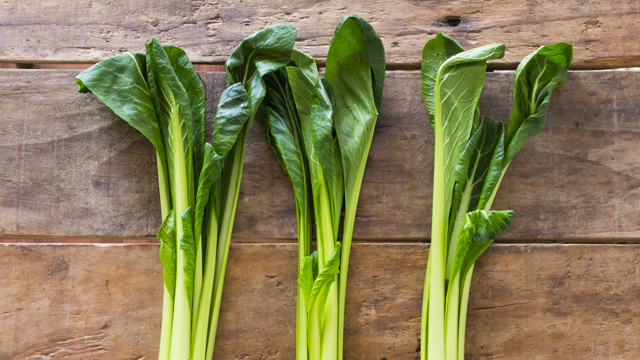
left=257, top=15, right=385, bottom=360
left=75, top=33, right=293, bottom=359
left=420, top=34, right=572, bottom=360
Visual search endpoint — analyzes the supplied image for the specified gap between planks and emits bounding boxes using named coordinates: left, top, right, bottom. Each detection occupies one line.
left=2, top=237, right=640, bottom=244
left=2, top=61, right=640, bottom=72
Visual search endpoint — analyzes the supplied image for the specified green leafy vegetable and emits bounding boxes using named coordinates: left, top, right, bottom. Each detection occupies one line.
left=258, top=15, right=384, bottom=360
left=77, top=36, right=260, bottom=360
left=325, top=16, right=386, bottom=359
left=420, top=35, right=572, bottom=360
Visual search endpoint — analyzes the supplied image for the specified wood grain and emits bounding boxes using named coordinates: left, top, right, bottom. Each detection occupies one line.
left=1, top=243, right=639, bottom=359
left=1, top=0, right=640, bottom=69
left=1, top=69, right=639, bottom=240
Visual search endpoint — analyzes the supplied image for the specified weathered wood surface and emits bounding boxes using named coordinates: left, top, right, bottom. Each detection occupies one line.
left=1, top=69, right=639, bottom=240
left=1, top=243, right=639, bottom=359
left=1, top=0, right=639, bottom=69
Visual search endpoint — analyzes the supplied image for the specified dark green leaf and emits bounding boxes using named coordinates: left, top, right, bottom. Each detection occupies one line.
left=226, top=23, right=297, bottom=118
left=358, top=16, right=386, bottom=113
left=286, top=50, right=343, bottom=231
left=162, top=45, right=207, bottom=185
left=260, top=66, right=308, bottom=211
left=157, top=209, right=177, bottom=299
left=75, top=52, right=165, bottom=161
left=193, top=84, right=251, bottom=255
left=146, top=38, right=195, bottom=202
left=477, top=118, right=506, bottom=211
left=504, top=42, right=573, bottom=165
left=326, top=15, right=383, bottom=205
left=212, top=83, right=253, bottom=157
left=449, top=116, right=505, bottom=232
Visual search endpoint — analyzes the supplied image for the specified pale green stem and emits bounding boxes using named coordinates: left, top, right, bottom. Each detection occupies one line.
left=296, top=195, right=312, bottom=360
left=337, top=138, right=373, bottom=360
left=305, top=155, right=339, bottom=360
left=156, top=152, right=173, bottom=360
left=445, top=274, right=460, bottom=360
left=192, top=202, right=218, bottom=360
left=206, top=125, right=248, bottom=359
left=192, top=234, right=203, bottom=337
left=309, top=300, right=322, bottom=360
left=455, top=165, right=508, bottom=358
left=420, top=256, right=431, bottom=360
left=427, top=100, right=447, bottom=360
left=316, top=174, right=338, bottom=359
left=169, top=106, right=192, bottom=360
left=457, top=268, right=473, bottom=359
left=321, top=284, right=339, bottom=360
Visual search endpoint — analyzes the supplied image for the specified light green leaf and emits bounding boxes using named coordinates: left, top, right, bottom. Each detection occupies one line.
left=449, top=210, right=513, bottom=285
left=157, top=209, right=177, bottom=299
left=504, top=42, right=573, bottom=165
left=433, top=43, right=505, bottom=217
left=298, top=251, right=317, bottom=313
left=421, top=33, right=464, bottom=132
left=179, top=207, right=196, bottom=310
left=308, top=243, right=341, bottom=313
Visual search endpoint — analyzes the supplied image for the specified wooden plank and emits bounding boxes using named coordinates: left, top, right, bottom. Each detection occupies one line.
left=1, top=69, right=639, bottom=240
left=1, top=1, right=640, bottom=69
left=1, top=243, right=639, bottom=359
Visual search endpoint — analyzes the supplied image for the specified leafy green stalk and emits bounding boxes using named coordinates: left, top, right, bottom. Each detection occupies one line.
left=203, top=23, right=298, bottom=358
left=454, top=42, right=573, bottom=359
left=420, top=33, right=572, bottom=360
left=422, top=37, right=506, bottom=359
left=261, top=64, right=314, bottom=357
left=75, top=51, right=178, bottom=360
left=260, top=42, right=344, bottom=358
left=77, top=37, right=261, bottom=360
left=324, top=16, right=386, bottom=359
left=191, top=83, right=251, bottom=360
left=145, top=39, right=198, bottom=360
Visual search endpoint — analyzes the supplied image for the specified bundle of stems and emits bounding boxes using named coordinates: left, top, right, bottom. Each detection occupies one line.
left=76, top=31, right=296, bottom=359
left=419, top=33, right=573, bottom=360
left=257, top=15, right=385, bottom=360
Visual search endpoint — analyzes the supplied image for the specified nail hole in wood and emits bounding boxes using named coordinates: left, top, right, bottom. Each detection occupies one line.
left=445, top=16, right=461, bottom=27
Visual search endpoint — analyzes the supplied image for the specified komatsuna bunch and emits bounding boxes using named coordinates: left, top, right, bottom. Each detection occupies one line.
left=419, top=33, right=572, bottom=360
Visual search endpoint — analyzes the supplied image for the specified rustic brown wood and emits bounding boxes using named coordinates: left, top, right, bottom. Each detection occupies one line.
left=1, top=0, right=639, bottom=69
left=1, top=69, right=639, bottom=240
left=1, top=243, right=639, bottom=359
